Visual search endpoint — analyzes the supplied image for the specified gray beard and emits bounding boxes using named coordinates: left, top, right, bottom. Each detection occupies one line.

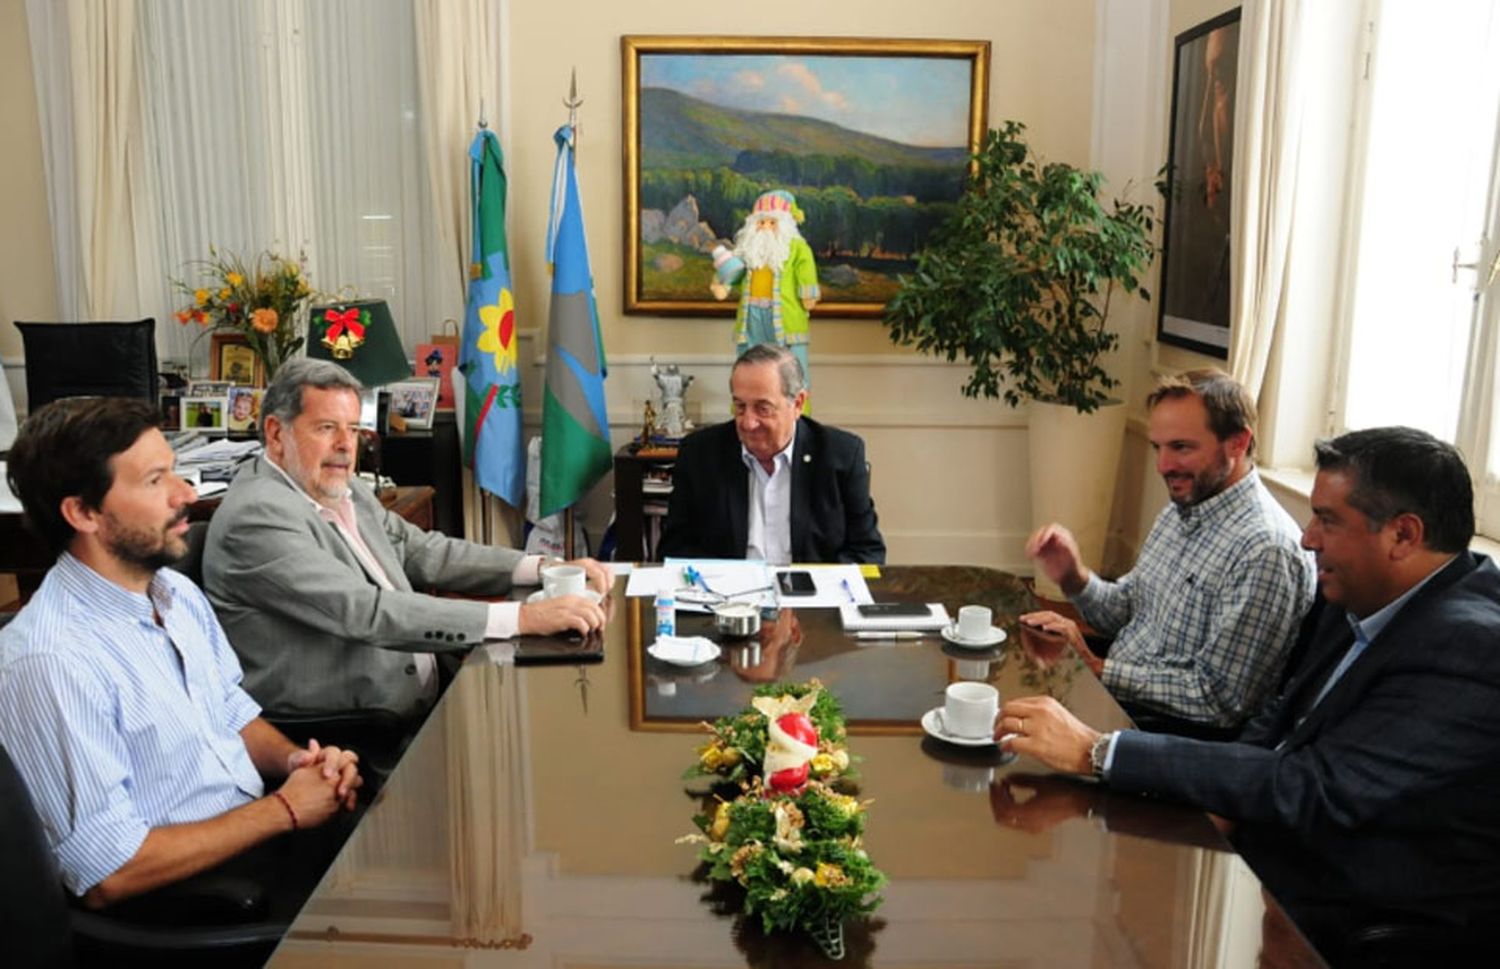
left=736, top=225, right=793, bottom=271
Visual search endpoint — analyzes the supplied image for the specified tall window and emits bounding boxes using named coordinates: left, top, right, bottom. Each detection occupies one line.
left=1336, top=0, right=1500, bottom=532
left=137, top=0, right=435, bottom=358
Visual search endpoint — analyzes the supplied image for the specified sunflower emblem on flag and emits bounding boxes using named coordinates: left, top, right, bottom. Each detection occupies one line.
left=478, top=288, right=518, bottom=373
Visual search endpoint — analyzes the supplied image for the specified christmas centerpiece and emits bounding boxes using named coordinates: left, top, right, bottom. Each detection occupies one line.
left=680, top=680, right=885, bottom=959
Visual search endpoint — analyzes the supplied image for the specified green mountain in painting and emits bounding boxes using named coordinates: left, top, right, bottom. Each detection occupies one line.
left=642, top=87, right=968, bottom=170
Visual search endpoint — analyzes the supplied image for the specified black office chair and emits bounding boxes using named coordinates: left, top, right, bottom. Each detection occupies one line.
left=1, top=744, right=291, bottom=968
left=0, top=743, right=75, bottom=969
left=16, top=319, right=159, bottom=410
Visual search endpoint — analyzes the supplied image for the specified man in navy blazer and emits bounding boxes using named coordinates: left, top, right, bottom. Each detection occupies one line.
left=998, top=427, right=1500, bottom=957
left=659, top=343, right=884, bottom=564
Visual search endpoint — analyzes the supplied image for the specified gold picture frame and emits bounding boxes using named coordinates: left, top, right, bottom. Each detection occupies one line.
left=622, top=35, right=990, bottom=318
left=209, top=331, right=265, bottom=386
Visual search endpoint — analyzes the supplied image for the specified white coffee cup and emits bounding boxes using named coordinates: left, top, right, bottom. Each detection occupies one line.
left=957, top=604, right=993, bottom=642
left=943, top=681, right=999, bottom=739
left=541, top=563, right=587, bottom=598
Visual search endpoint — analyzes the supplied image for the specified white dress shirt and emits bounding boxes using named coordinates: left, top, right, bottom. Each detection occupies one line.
left=742, top=426, right=797, bottom=566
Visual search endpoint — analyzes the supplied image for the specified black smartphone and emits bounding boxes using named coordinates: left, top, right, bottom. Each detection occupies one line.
left=856, top=602, right=931, bottom=618
left=777, top=570, right=817, bottom=596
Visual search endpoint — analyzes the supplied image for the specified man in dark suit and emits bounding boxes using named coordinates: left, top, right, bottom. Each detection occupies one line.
left=660, top=343, right=884, bottom=564
left=996, top=427, right=1500, bottom=958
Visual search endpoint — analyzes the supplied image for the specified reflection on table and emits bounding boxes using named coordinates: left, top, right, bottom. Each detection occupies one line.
left=269, top=566, right=1324, bottom=968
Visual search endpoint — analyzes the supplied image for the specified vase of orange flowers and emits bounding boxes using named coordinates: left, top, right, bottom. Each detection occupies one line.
left=173, top=247, right=313, bottom=379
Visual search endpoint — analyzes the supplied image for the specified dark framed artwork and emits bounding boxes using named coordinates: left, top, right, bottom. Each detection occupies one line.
left=622, top=35, right=990, bottom=317
left=1157, top=8, right=1240, bottom=357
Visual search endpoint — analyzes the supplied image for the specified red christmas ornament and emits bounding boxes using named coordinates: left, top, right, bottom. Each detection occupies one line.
left=767, top=712, right=819, bottom=792
left=777, top=712, right=818, bottom=747
left=768, top=763, right=809, bottom=792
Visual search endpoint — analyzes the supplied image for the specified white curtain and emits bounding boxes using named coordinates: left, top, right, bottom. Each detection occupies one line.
left=412, top=0, right=520, bottom=544
left=444, top=658, right=528, bottom=944
left=31, top=0, right=440, bottom=364
left=26, top=0, right=162, bottom=324
left=1226, top=0, right=1307, bottom=401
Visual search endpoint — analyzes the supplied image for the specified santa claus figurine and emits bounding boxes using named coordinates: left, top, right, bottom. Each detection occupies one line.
left=710, top=189, right=821, bottom=402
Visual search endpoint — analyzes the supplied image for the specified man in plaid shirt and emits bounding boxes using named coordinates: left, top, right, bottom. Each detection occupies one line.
left=1024, top=369, right=1315, bottom=734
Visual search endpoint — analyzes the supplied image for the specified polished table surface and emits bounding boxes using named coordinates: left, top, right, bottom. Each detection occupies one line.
left=269, top=566, right=1325, bottom=968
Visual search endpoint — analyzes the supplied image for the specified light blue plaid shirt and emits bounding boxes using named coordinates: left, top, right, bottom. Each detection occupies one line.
left=1073, top=471, right=1315, bottom=727
left=0, top=554, right=263, bottom=895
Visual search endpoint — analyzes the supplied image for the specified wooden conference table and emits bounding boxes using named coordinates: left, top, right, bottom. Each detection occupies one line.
left=268, top=565, right=1325, bottom=968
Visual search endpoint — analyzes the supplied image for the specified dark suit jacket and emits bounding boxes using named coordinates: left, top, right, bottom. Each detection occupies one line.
left=658, top=417, right=885, bottom=564
left=1109, top=552, right=1500, bottom=933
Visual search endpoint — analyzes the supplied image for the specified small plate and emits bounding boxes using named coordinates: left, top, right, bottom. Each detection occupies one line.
left=921, top=707, right=1003, bottom=747
left=526, top=588, right=604, bottom=605
left=647, top=638, right=722, bottom=668
left=941, top=624, right=1008, bottom=649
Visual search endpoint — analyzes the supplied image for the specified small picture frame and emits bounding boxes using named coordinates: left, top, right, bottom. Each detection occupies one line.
left=226, top=387, right=264, bottom=434
left=357, top=387, right=380, bottom=431
left=414, top=342, right=457, bottom=410
left=209, top=332, right=265, bottom=386
left=386, top=377, right=440, bottom=430
left=159, top=394, right=182, bottom=431
left=181, top=395, right=228, bottom=433
left=188, top=380, right=234, bottom=398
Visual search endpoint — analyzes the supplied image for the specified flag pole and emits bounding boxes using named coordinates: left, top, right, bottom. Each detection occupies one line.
left=561, top=68, right=583, bottom=561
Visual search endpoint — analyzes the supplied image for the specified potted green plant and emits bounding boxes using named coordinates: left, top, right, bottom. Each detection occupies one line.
left=885, top=121, right=1158, bottom=586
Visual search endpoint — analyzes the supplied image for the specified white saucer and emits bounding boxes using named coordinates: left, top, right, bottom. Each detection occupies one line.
left=941, top=624, right=1007, bottom=649
left=647, top=637, right=722, bottom=667
left=526, top=588, right=604, bottom=605
left=920, top=707, right=998, bottom=747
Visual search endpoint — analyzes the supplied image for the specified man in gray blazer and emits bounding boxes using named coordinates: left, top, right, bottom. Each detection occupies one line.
left=204, top=359, right=607, bottom=725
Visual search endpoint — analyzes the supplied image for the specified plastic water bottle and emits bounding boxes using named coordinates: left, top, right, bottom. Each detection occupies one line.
left=655, top=588, right=676, bottom=640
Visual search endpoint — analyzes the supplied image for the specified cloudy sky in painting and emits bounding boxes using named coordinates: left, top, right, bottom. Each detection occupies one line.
left=640, top=54, right=971, bottom=147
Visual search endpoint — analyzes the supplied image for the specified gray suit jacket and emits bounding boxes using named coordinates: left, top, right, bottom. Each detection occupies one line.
left=203, top=457, right=524, bottom=721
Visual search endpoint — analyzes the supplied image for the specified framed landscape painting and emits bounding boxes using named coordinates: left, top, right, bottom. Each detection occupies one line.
left=622, top=36, right=990, bottom=317
left=1157, top=8, right=1241, bottom=357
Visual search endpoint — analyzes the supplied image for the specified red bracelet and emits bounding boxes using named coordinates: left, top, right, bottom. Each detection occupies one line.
left=273, top=790, right=299, bottom=830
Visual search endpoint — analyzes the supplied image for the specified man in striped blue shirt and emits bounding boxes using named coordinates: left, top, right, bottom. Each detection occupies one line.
left=0, top=397, right=362, bottom=908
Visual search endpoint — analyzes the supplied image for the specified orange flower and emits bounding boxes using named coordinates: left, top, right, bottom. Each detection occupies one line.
left=250, top=307, right=279, bottom=334
left=191, top=309, right=207, bottom=325
left=175, top=310, right=191, bottom=324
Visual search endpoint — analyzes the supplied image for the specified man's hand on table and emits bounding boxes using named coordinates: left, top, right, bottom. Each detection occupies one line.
left=997, top=695, right=1101, bottom=776
left=519, top=594, right=607, bottom=636
left=1020, top=610, right=1104, bottom=676
left=1024, top=523, right=1091, bottom=596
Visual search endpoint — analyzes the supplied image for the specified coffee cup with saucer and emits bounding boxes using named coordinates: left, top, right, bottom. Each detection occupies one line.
left=921, top=681, right=1001, bottom=746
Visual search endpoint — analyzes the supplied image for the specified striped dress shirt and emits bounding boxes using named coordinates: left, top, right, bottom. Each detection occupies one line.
left=1073, top=471, right=1316, bottom=728
left=0, top=554, right=264, bottom=895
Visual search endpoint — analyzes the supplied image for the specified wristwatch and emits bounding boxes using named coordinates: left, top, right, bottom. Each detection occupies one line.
left=1089, top=731, right=1116, bottom=778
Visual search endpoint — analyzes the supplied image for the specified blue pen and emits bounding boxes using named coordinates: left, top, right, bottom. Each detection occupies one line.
left=840, top=578, right=857, bottom=603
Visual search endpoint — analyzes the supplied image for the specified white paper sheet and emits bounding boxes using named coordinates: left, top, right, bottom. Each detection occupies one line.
left=622, top=560, right=873, bottom=610
left=773, top=565, right=874, bottom=608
